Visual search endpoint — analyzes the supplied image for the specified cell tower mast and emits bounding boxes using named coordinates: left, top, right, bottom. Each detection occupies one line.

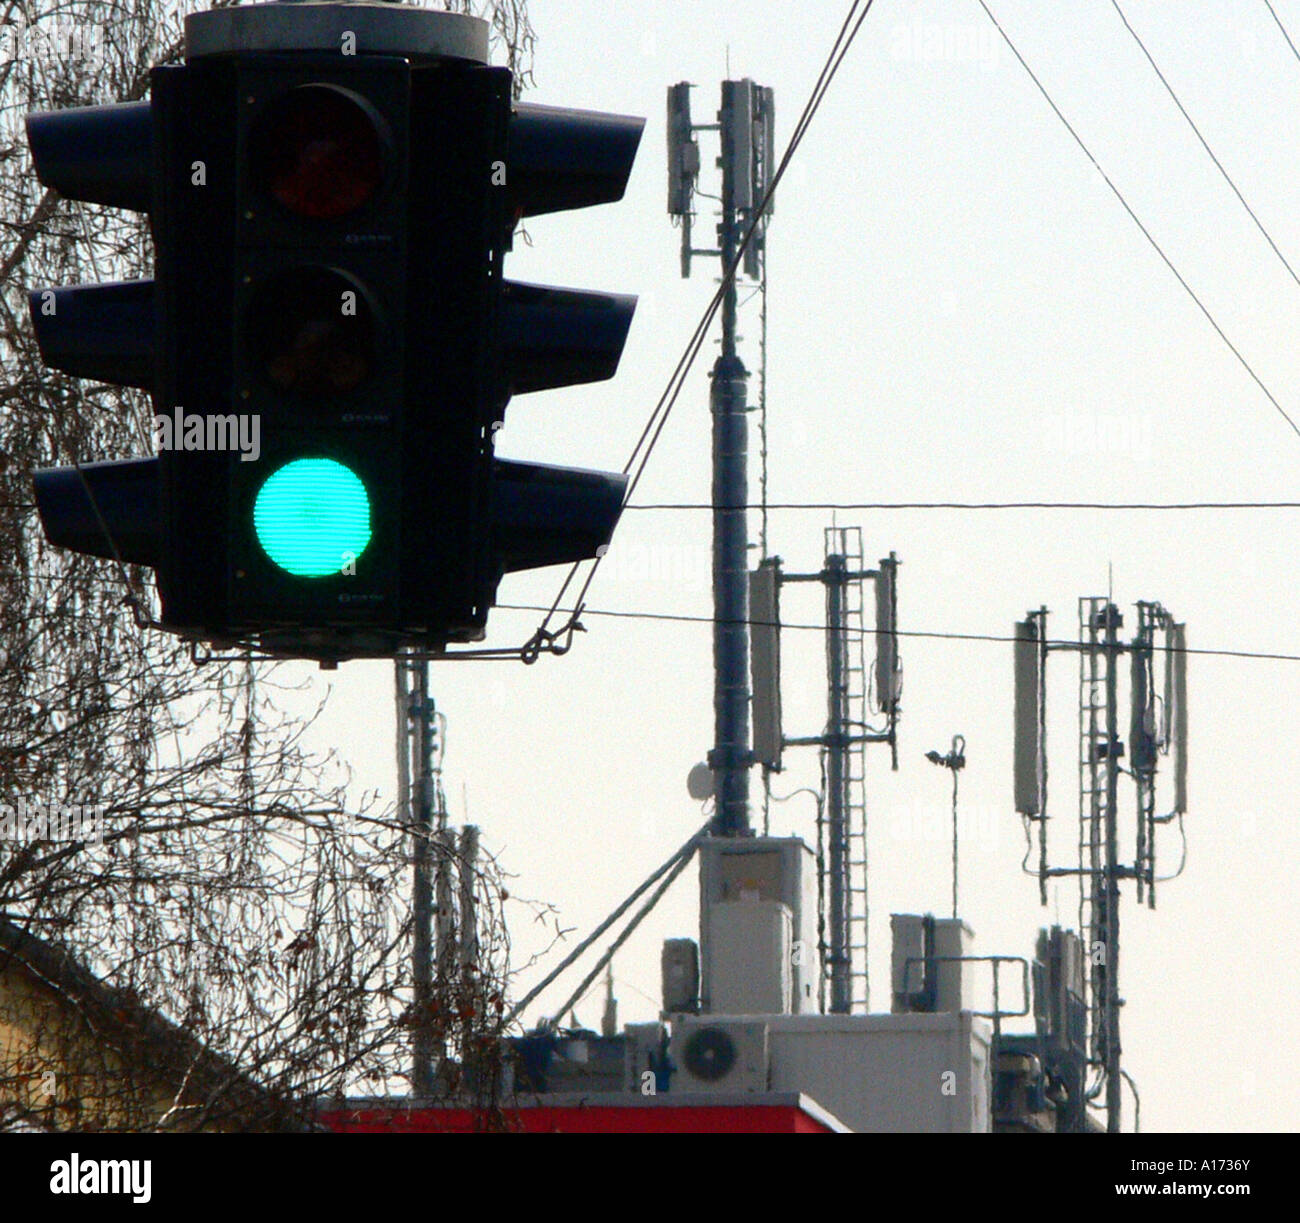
left=1014, top=596, right=1187, bottom=1132
left=668, top=80, right=774, bottom=835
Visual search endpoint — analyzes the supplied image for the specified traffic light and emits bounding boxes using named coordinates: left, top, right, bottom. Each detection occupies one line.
left=26, top=8, right=641, bottom=662
left=150, top=52, right=421, bottom=660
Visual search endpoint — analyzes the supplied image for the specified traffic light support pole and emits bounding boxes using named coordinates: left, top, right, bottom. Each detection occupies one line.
left=405, top=655, right=438, bottom=1097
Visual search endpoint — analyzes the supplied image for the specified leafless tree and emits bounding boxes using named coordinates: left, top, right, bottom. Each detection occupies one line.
left=0, top=1, right=535, bottom=1132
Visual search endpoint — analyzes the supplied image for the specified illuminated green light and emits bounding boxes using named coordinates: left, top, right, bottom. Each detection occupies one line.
left=253, top=458, right=372, bottom=578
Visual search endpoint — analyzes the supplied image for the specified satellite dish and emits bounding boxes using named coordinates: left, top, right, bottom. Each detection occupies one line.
left=686, top=762, right=714, bottom=801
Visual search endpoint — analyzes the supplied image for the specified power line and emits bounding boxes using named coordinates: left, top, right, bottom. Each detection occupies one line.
left=1111, top=0, right=1300, bottom=289
left=494, top=601, right=1300, bottom=665
left=527, top=0, right=879, bottom=651
left=977, top=0, right=1300, bottom=443
left=1264, top=0, right=1300, bottom=63
left=624, top=499, right=1300, bottom=512
left=617, top=0, right=876, bottom=524
left=47, top=565, right=1300, bottom=666
left=17, top=496, right=1300, bottom=518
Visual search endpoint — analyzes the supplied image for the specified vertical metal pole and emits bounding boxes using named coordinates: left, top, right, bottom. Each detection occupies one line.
left=1103, top=606, right=1122, bottom=1133
left=951, top=770, right=960, bottom=921
left=1036, top=607, right=1050, bottom=907
left=409, top=656, right=436, bottom=1097
left=709, top=83, right=751, bottom=836
left=435, top=825, right=456, bottom=996
left=826, top=554, right=850, bottom=1012
left=457, top=824, right=480, bottom=984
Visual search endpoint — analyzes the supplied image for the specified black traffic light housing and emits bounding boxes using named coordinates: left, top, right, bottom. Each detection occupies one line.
left=149, top=52, right=419, bottom=657
left=25, top=4, right=642, bottom=663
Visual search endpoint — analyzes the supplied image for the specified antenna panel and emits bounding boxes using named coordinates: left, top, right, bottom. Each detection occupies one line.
left=1013, top=618, right=1044, bottom=815
left=721, top=78, right=754, bottom=211
left=1129, top=640, right=1155, bottom=773
left=874, top=556, right=900, bottom=712
left=743, top=85, right=776, bottom=279
left=1172, top=623, right=1188, bottom=813
left=749, top=560, right=783, bottom=770
left=666, top=82, right=697, bottom=216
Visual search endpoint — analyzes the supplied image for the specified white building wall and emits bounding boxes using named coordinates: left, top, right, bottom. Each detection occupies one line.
left=763, top=1012, right=992, bottom=1133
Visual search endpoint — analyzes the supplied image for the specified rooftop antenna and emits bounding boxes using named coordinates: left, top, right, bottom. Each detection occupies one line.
left=925, top=735, right=967, bottom=920
left=773, top=541, right=901, bottom=1013
left=601, top=964, right=618, bottom=1037
left=666, top=77, right=775, bottom=835
left=1013, top=594, right=1187, bottom=1133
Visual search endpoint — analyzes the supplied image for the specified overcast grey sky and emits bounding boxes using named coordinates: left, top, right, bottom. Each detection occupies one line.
left=302, top=0, right=1300, bottom=1132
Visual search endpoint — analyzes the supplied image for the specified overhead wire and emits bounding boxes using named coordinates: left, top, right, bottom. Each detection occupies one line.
left=1154, top=811, right=1188, bottom=883
left=977, top=0, right=1300, bottom=442
left=19, top=0, right=1300, bottom=672
left=493, top=599, right=1300, bottom=664
left=521, top=0, right=879, bottom=658
left=28, top=558, right=1300, bottom=667
left=622, top=499, right=1300, bottom=512
left=15, top=496, right=1300, bottom=514
left=1110, top=0, right=1300, bottom=289
left=1264, top=0, right=1300, bottom=64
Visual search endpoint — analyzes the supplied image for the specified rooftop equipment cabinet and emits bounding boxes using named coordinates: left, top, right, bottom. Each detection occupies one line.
left=696, top=836, right=818, bottom=1015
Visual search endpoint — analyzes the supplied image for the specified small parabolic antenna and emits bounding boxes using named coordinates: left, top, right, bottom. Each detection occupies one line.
left=687, top=762, right=715, bottom=801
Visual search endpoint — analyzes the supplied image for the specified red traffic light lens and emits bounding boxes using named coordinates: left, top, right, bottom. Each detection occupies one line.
left=250, top=85, right=386, bottom=220
left=247, top=268, right=376, bottom=397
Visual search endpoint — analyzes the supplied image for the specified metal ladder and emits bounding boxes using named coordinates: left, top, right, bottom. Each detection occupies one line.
left=1076, top=597, right=1109, bottom=1068
left=826, top=526, right=871, bottom=1011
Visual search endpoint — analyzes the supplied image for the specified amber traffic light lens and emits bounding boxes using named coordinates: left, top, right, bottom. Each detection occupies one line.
left=248, top=268, right=376, bottom=397
left=250, top=85, right=385, bottom=220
